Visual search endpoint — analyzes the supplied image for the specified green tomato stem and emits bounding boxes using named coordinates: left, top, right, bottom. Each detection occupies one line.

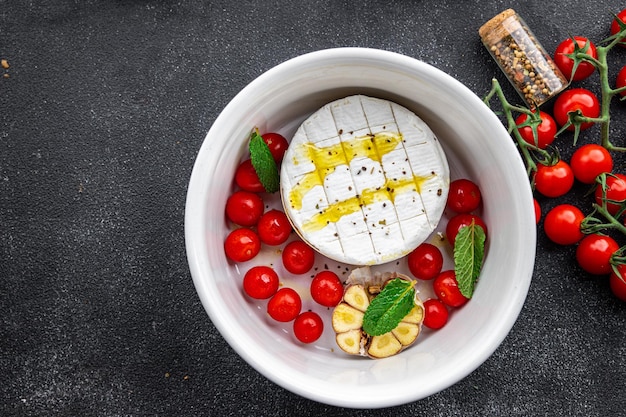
left=483, top=78, right=553, bottom=176
left=582, top=203, right=626, bottom=235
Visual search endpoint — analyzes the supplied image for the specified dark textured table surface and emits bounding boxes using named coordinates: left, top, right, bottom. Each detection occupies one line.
left=2, top=1, right=626, bottom=416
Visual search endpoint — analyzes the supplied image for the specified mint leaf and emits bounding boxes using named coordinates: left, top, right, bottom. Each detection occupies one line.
left=249, top=131, right=279, bottom=193
left=362, top=278, right=416, bottom=336
left=454, top=222, right=486, bottom=299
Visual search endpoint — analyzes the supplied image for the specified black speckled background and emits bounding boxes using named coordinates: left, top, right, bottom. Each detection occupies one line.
left=2, top=1, right=626, bottom=416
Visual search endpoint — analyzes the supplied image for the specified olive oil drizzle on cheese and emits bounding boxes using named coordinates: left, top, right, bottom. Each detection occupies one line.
left=288, top=131, right=433, bottom=232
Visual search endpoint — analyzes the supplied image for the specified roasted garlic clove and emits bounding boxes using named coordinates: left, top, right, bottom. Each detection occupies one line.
left=332, top=303, right=364, bottom=333
left=335, top=329, right=367, bottom=355
left=342, top=284, right=369, bottom=312
left=368, top=332, right=403, bottom=359
left=391, top=322, right=420, bottom=346
left=402, top=304, right=425, bottom=324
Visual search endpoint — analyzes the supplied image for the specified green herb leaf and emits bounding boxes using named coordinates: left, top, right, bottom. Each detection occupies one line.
left=454, top=221, right=486, bottom=299
left=249, top=130, right=279, bottom=193
left=362, top=278, right=416, bottom=336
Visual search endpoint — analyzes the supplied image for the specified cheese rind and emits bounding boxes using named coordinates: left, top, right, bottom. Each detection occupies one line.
left=280, top=95, right=449, bottom=265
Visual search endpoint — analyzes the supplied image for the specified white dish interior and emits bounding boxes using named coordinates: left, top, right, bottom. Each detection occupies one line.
left=185, top=48, right=536, bottom=408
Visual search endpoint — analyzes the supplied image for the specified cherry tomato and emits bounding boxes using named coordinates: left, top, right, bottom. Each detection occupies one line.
left=609, top=264, right=626, bottom=301
left=267, top=287, right=302, bottom=322
left=610, top=9, right=626, bottom=48
left=446, top=179, right=482, bottom=213
left=553, top=36, right=598, bottom=81
left=310, top=270, right=343, bottom=307
left=446, top=213, right=488, bottom=247
left=282, top=240, right=315, bottom=275
left=552, top=88, right=600, bottom=131
left=533, top=160, right=574, bottom=198
left=257, top=209, right=292, bottom=246
left=514, top=111, right=557, bottom=149
left=576, top=234, right=619, bottom=275
left=224, top=228, right=261, bottom=262
left=243, top=266, right=279, bottom=299
left=616, top=65, right=626, bottom=97
left=262, top=132, right=289, bottom=163
left=235, top=159, right=265, bottom=193
left=543, top=204, right=584, bottom=245
left=570, top=144, right=613, bottom=184
left=534, top=199, right=541, bottom=224
left=225, top=191, right=264, bottom=226
left=422, top=299, right=449, bottom=330
left=433, top=270, right=469, bottom=308
left=293, top=311, right=324, bottom=343
left=407, top=243, right=444, bottom=280
left=594, top=173, right=626, bottom=216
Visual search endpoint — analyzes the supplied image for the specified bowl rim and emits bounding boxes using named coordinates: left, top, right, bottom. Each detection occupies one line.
left=185, top=47, right=536, bottom=408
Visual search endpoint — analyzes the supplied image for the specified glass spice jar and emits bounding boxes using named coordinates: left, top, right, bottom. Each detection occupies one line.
left=479, top=9, right=569, bottom=108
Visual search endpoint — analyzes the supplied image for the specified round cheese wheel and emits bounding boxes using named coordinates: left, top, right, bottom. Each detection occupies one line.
left=280, top=95, right=449, bottom=265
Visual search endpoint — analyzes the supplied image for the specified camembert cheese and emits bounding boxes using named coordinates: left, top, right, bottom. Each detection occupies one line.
left=280, top=95, right=449, bottom=265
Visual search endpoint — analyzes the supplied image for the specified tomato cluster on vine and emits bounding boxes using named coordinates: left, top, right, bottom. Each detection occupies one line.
left=486, top=9, right=626, bottom=302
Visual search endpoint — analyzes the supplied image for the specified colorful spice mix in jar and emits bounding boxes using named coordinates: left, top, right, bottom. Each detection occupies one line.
left=479, top=9, right=569, bottom=108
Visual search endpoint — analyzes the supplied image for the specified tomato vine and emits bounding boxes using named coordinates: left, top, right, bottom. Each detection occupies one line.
left=481, top=10, right=626, bottom=297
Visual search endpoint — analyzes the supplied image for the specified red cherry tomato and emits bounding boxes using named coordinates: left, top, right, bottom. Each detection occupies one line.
left=433, top=270, right=469, bottom=308
left=534, top=199, right=541, bottom=224
left=262, top=132, right=289, bottom=163
left=293, top=311, right=324, bottom=343
left=446, top=179, right=482, bottom=213
left=243, top=266, right=279, bottom=299
left=310, top=270, right=343, bottom=307
left=594, top=173, right=626, bottom=216
left=514, top=111, right=557, bottom=149
left=257, top=209, right=292, bottom=246
left=235, top=159, right=265, bottom=193
left=576, top=234, right=619, bottom=275
left=553, top=88, right=600, bottom=131
left=570, top=144, right=613, bottom=184
left=609, top=264, right=626, bottom=301
left=407, top=243, right=444, bottom=280
left=610, top=9, right=626, bottom=48
left=422, top=299, right=449, bottom=330
left=267, top=287, right=302, bottom=322
left=554, top=36, right=598, bottom=81
left=282, top=240, right=315, bottom=275
left=533, top=160, right=574, bottom=198
left=224, top=228, right=261, bottom=262
left=446, top=213, right=488, bottom=247
left=225, top=191, right=264, bottom=226
left=543, top=204, right=584, bottom=245
left=616, top=65, right=626, bottom=97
